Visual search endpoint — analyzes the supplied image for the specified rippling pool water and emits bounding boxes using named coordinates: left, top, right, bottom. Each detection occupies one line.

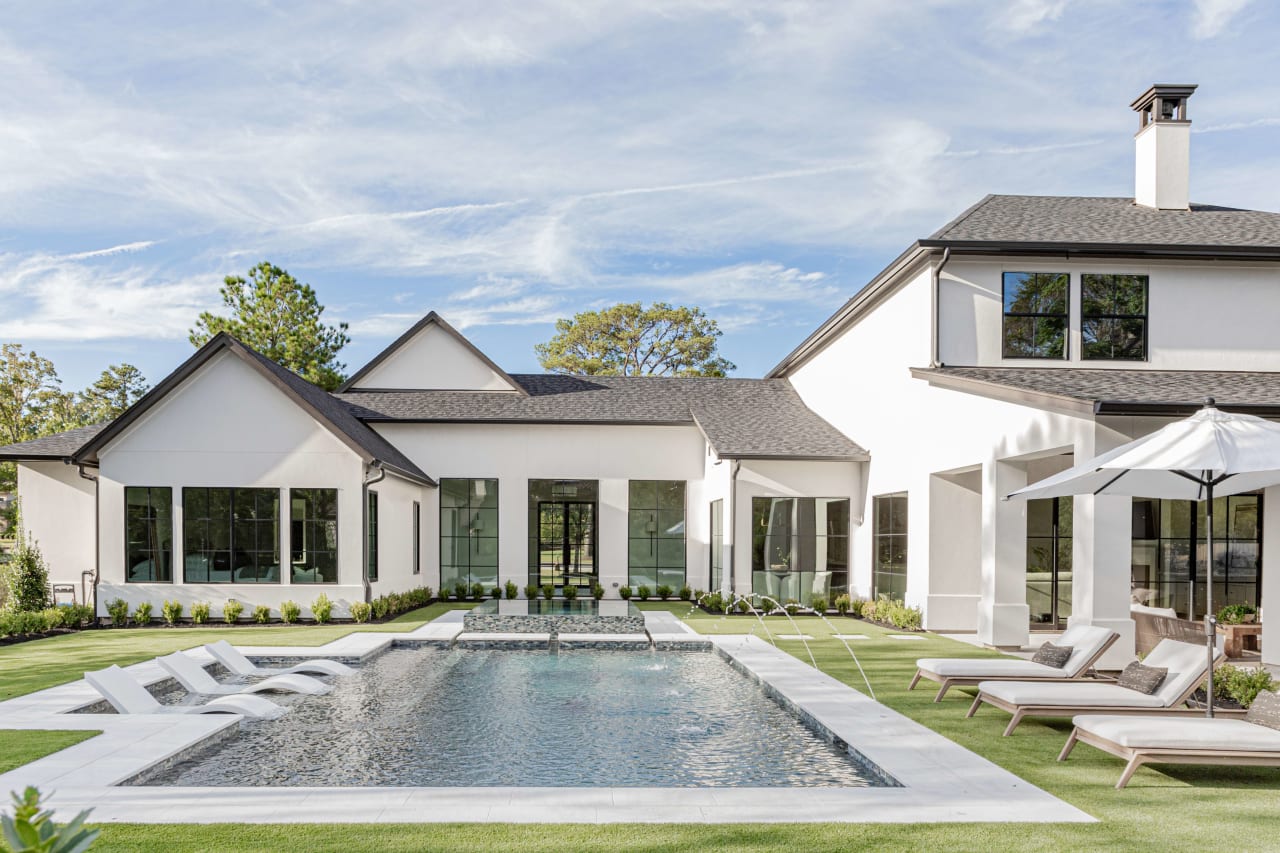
left=143, top=647, right=882, bottom=788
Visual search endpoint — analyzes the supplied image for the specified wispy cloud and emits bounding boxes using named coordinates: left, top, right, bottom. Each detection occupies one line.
left=997, top=0, right=1070, bottom=34
left=1191, top=0, right=1252, bottom=38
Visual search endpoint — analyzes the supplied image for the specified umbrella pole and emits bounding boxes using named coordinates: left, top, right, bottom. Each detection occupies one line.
left=1204, top=481, right=1216, bottom=719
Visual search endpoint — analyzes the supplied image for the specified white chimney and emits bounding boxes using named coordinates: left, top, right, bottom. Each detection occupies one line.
left=1131, top=83, right=1196, bottom=210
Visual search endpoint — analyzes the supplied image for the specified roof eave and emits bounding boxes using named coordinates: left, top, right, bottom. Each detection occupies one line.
left=918, top=239, right=1280, bottom=261
left=719, top=452, right=870, bottom=463
left=909, top=367, right=1096, bottom=417
left=1094, top=400, right=1280, bottom=418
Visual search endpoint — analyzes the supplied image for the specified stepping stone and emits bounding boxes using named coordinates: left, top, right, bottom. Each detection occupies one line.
left=776, top=634, right=815, bottom=640
left=832, top=634, right=870, bottom=640
left=886, top=634, right=926, bottom=641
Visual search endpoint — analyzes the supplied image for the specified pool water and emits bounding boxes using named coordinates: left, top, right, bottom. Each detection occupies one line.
left=142, top=648, right=883, bottom=787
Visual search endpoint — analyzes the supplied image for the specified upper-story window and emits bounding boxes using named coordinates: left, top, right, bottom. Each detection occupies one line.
left=1082, top=274, right=1148, bottom=361
left=1002, top=272, right=1069, bottom=359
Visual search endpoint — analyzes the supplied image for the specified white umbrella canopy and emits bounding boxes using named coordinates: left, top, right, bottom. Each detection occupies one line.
left=1007, top=400, right=1280, bottom=718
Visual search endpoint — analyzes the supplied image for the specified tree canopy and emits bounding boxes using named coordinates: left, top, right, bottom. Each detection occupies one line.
left=189, top=262, right=351, bottom=391
left=535, top=302, right=735, bottom=377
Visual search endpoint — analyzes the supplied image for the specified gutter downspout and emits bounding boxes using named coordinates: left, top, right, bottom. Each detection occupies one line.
left=361, top=461, right=386, bottom=604
left=74, top=462, right=99, bottom=616
left=930, top=247, right=951, bottom=367
left=728, top=459, right=741, bottom=597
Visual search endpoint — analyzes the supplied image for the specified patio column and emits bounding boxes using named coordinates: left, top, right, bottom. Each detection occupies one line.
left=978, top=458, right=1029, bottom=648
left=1069, top=493, right=1136, bottom=667
left=1261, top=485, right=1280, bottom=666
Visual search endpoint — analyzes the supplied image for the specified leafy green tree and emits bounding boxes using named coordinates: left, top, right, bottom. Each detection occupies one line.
left=0, top=345, right=66, bottom=522
left=79, top=364, right=149, bottom=424
left=535, top=302, right=735, bottom=377
left=189, top=262, right=351, bottom=390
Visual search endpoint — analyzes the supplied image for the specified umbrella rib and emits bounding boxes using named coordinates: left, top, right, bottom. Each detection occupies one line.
left=1092, top=469, right=1129, bottom=495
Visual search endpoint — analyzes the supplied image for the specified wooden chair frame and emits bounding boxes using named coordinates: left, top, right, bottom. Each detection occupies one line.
left=908, top=633, right=1119, bottom=702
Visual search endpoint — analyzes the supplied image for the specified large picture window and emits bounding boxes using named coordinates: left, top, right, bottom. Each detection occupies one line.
left=125, top=486, right=172, bottom=583
left=183, top=488, right=280, bottom=583
left=366, top=491, right=379, bottom=583
left=290, top=488, right=338, bottom=584
left=751, top=497, right=848, bottom=606
left=872, top=493, right=908, bottom=600
left=1082, top=273, right=1148, bottom=360
left=441, top=478, right=499, bottom=591
left=1003, top=272, right=1069, bottom=359
left=628, top=481, right=686, bottom=591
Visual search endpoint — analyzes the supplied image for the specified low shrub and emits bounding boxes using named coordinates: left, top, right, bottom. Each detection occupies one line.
left=468, top=582, right=484, bottom=600
left=736, top=597, right=751, bottom=614
left=783, top=598, right=801, bottom=616
left=1214, top=663, right=1277, bottom=707
left=810, top=595, right=827, bottom=614
left=1217, top=603, right=1258, bottom=625
left=6, top=534, right=50, bottom=612
left=161, top=600, right=183, bottom=626
left=523, top=583, right=539, bottom=601
left=869, top=596, right=923, bottom=630
left=591, top=583, right=605, bottom=601
left=2, top=786, right=99, bottom=853
left=253, top=604, right=271, bottom=624
left=834, top=594, right=851, bottom=615
left=563, top=585, right=579, bottom=601
left=190, top=601, right=211, bottom=624
left=490, top=586, right=503, bottom=600
left=62, top=604, right=95, bottom=629
left=453, top=581, right=469, bottom=601
left=618, top=586, right=632, bottom=600
left=0, top=609, right=49, bottom=636
left=280, top=600, right=301, bottom=624
left=656, top=584, right=673, bottom=601
left=311, top=594, right=333, bottom=624
left=350, top=601, right=372, bottom=623
left=637, top=585, right=651, bottom=601
left=222, top=599, right=242, bottom=624
left=371, top=597, right=389, bottom=620
left=133, top=601, right=153, bottom=625
left=505, top=580, right=519, bottom=600
left=678, top=585, right=692, bottom=601
left=861, top=598, right=878, bottom=621
left=541, top=584, right=555, bottom=601
left=106, top=598, right=129, bottom=628
left=702, top=592, right=723, bottom=613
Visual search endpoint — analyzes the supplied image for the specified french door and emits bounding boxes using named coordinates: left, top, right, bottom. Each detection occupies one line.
left=537, top=501, right=596, bottom=588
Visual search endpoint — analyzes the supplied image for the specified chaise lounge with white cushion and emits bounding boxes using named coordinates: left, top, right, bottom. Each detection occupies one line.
left=967, top=639, right=1221, bottom=736
left=204, top=639, right=355, bottom=678
left=909, top=624, right=1119, bottom=702
left=156, top=652, right=333, bottom=696
left=1058, top=711, right=1279, bottom=788
left=84, top=665, right=286, bottom=719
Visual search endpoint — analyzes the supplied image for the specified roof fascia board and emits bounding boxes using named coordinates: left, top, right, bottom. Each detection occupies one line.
left=724, top=453, right=871, bottom=462
left=909, top=368, right=1096, bottom=417
left=767, top=244, right=932, bottom=378
left=338, top=312, right=528, bottom=395
left=1095, top=401, right=1280, bottom=418
left=362, top=417, right=697, bottom=427
left=376, top=462, right=438, bottom=488
left=918, top=240, right=1280, bottom=261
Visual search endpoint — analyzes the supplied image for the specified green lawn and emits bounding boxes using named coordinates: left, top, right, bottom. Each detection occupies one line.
left=4, top=600, right=1278, bottom=851
left=0, top=730, right=99, bottom=774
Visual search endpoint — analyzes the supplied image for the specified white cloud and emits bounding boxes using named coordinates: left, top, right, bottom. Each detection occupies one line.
left=1191, top=0, right=1252, bottom=38
left=997, top=0, right=1070, bottom=34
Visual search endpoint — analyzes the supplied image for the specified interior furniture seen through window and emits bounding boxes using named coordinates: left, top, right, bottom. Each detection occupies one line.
left=1026, top=497, right=1072, bottom=629
left=125, top=486, right=173, bottom=583
left=751, top=497, right=849, bottom=607
left=290, top=488, right=338, bottom=584
left=1003, top=272, right=1069, bottom=359
left=628, top=480, right=687, bottom=591
left=1082, top=273, right=1148, bottom=360
left=183, top=487, right=280, bottom=584
left=366, top=491, right=379, bottom=583
left=441, top=478, right=499, bottom=591
left=872, top=493, right=908, bottom=601
left=710, top=499, right=724, bottom=594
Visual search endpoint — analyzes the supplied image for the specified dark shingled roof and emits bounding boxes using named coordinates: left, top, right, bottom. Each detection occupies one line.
left=338, top=375, right=867, bottom=460
left=925, top=195, right=1280, bottom=250
left=914, top=366, right=1280, bottom=415
left=0, top=424, right=108, bottom=460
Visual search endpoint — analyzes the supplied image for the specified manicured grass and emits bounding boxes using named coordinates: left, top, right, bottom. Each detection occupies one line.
left=5, top=600, right=1278, bottom=851
left=0, top=730, right=99, bottom=774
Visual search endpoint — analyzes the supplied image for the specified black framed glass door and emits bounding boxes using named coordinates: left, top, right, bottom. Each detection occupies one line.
left=536, top=500, right=596, bottom=588
left=1027, top=497, right=1072, bottom=630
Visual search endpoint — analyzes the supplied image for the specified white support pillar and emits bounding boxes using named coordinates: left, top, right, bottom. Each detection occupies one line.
left=978, top=459, right=1030, bottom=648
left=1069, top=493, right=1137, bottom=668
left=1261, top=486, right=1280, bottom=666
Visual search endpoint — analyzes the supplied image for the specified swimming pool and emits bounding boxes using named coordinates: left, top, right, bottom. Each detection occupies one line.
left=140, top=647, right=886, bottom=788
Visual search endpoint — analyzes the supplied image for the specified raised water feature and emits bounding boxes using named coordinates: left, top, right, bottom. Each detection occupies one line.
left=138, top=647, right=887, bottom=788
left=462, top=598, right=646, bottom=634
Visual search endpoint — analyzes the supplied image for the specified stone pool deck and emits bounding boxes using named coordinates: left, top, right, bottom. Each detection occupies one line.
left=0, top=611, right=1091, bottom=825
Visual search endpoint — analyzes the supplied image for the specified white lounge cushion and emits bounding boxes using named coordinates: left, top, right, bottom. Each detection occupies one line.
left=1073, top=714, right=1280, bottom=753
left=978, top=680, right=1167, bottom=708
left=1143, top=639, right=1216, bottom=706
left=918, top=658, right=1070, bottom=679
left=1131, top=603, right=1179, bottom=619
left=1055, top=625, right=1118, bottom=676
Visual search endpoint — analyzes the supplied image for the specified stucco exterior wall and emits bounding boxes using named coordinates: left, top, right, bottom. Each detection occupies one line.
left=15, top=461, right=96, bottom=597
left=354, top=322, right=516, bottom=391
left=366, top=470, right=434, bottom=598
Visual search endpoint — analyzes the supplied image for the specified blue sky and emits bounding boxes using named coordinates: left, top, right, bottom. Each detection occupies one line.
left=2, top=0, right=1278, bottom=389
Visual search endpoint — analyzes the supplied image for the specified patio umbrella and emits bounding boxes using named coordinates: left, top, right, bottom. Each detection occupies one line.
left=1008, top=399, right=1280, bottom=717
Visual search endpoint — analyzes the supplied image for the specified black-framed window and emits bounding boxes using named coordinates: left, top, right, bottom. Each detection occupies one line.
left=1082, top=274, right=1148, bottom=360
left=872, top=493, right=908, bottom=600
left=125, top=486, right=172, bottom=583
left=413, top=501, right=421, bottom=575
left=628, top=481, right=687, bottom=590
left=750, top=497, right=849, bottom=606
left=441, top=478, right=499, bottom=590
left=182, top=488, right=280, bottom=583
left=710, top=499, right=724, bottom=594
left=290, top=488, right=338, bottom=584
left=1003, top=272, right=1069, bottom=359
left=367, top=491, right=379, bottom=582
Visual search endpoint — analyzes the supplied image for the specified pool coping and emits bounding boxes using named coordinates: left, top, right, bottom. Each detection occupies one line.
left=0, top=612, right=1093, bottom=824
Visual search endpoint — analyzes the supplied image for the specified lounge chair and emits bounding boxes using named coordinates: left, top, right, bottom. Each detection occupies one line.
left=204, top=639, right=355, bottom=678
left=1059, top=711, right=1274, bottom=788
left=156, top=652, right=333, bottom=696
left=84, top=665, right=286, bottom=720
left=967, top=639, right=1222, bottom=736
left=909, top=624, right=1119, bottom=701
